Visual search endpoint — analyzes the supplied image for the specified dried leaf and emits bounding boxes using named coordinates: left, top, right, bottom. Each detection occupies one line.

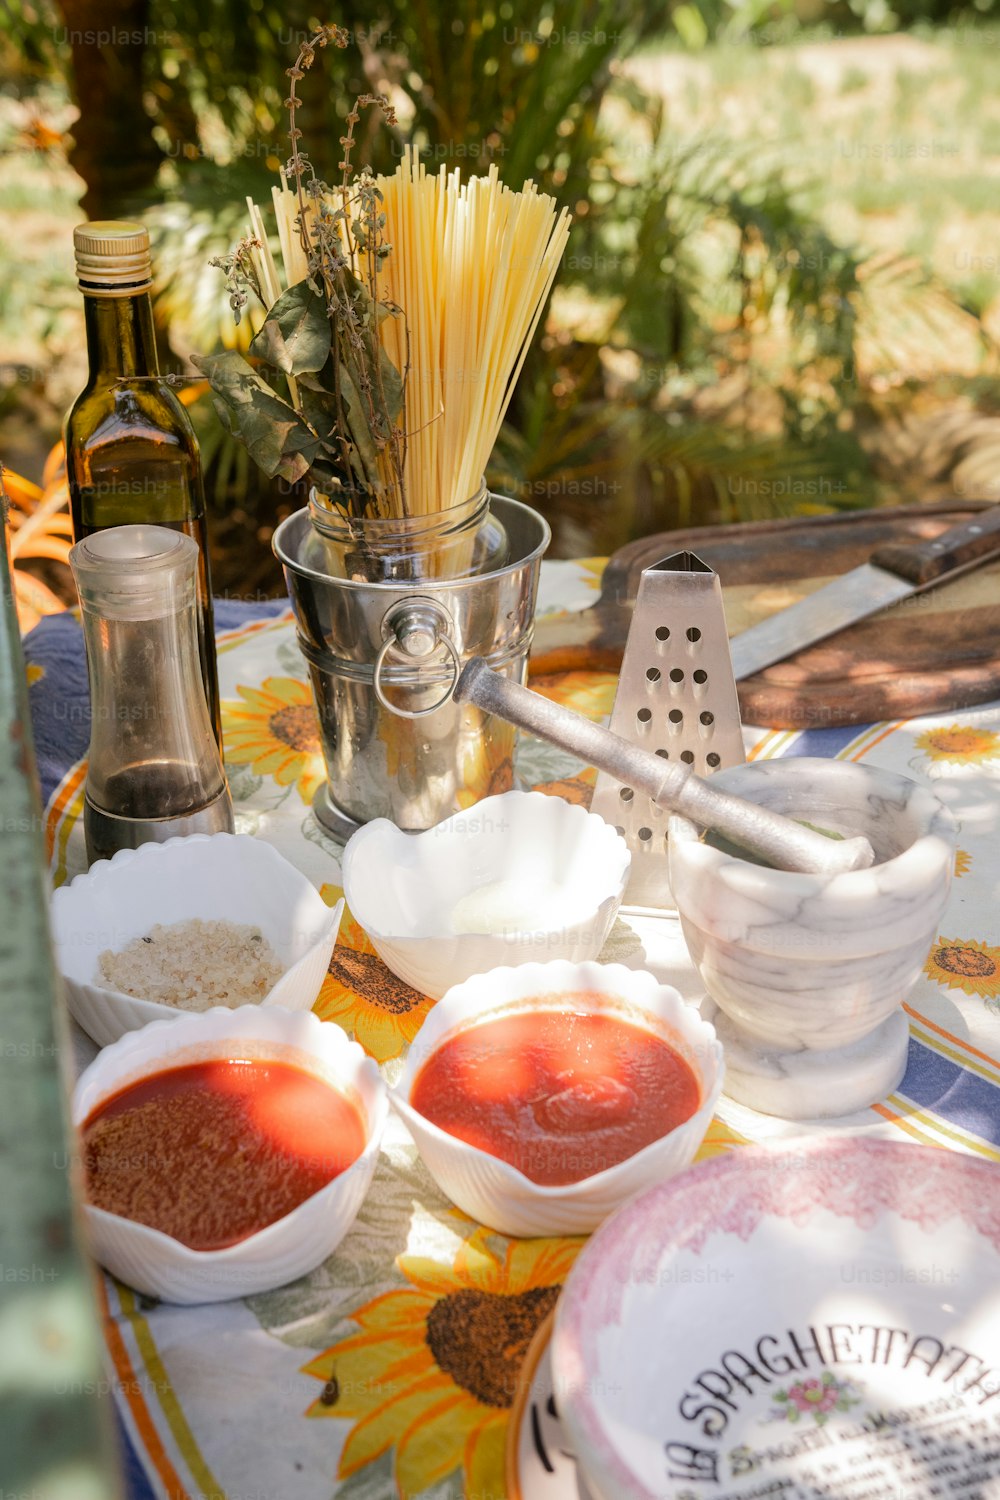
left=193, top=350, right=323, bottom=484
left=337, top=363, right=380, bottom=488
left=249, top=281, right=332, bottom=376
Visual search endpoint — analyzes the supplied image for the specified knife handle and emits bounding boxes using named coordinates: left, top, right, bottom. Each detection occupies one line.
left=870, top=505, right=1000, bottom=585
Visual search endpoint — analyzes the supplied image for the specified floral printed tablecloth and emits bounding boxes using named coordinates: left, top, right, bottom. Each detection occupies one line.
left=23, top=557, right=1000, bottom=1500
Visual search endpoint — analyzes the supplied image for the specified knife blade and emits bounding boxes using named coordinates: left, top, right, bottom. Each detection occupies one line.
left=729, top=503, right=1000, bottom=681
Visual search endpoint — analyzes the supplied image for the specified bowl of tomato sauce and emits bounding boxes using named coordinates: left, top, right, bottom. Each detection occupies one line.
left=72, top=1006, right=388, bottom=1304
left=391, top=960, right=724, bottom=1237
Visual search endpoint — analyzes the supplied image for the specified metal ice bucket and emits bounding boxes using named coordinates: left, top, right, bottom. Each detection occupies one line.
left=273, top=496, right=550, bottom=838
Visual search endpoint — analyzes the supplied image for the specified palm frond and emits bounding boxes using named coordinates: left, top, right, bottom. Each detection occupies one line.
left=855, top=252, right=998, bottom=384
left=2, top=450, right=72, bottom=632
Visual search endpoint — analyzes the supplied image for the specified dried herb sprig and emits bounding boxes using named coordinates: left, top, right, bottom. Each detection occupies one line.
left=194, top=23, right=409, bottom=519
left=210, top=239, right=263, bottom=327
left=284, top=27, right=407, bottom=511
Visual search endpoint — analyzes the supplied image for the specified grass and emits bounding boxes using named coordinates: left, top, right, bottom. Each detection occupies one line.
left=625, top=27, right=1000, bottom=310
left=0, top=89, right=86, bottom=475
left=4, top=24, right=1000, bottom=555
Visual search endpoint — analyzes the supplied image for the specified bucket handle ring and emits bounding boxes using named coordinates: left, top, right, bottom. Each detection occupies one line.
left=373, top=600, right=462, bottom=719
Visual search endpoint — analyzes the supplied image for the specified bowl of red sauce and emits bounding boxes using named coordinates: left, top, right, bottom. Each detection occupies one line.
left=391, top=960, right=724, bottom=1237
left=73, top=1005, right=388, bottom=1303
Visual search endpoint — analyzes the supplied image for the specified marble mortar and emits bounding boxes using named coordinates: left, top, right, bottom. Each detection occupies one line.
left=667, top=757, right=956, bottom=1119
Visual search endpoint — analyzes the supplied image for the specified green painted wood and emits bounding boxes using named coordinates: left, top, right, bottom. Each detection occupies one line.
left=0, top=514, right=121, bottom=1497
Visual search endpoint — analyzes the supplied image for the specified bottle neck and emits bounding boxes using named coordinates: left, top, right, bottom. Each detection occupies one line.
left=82, top=289, right=160, bottom=381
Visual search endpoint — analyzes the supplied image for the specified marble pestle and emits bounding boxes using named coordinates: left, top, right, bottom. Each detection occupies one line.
left=454, top=659, right=875, bottom=877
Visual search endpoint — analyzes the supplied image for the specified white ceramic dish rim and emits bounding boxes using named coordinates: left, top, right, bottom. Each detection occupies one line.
left=669, top=758, right=956, bottom=890
left=552, top=1134, right=1000, bottom=1500
left=343, top=791, right=631, bottom=942
left=52, top=832, right=341, bottom=1014
left=73, top=1006, right=387, bottom=1265
left=391, top=960, right=724, bottom=1201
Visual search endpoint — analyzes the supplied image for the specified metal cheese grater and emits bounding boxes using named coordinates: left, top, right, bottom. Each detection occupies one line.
left=589, top=551, right=746, bottom=911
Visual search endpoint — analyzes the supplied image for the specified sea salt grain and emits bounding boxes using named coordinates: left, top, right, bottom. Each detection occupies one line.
left=98, top=919, right=283, bottom=1010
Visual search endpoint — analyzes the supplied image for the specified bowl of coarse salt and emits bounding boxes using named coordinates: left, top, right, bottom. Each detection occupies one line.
left=51, top=833, right=342, bottom=1047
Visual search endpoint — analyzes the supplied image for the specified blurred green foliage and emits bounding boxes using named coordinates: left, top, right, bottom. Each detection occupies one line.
left=1, top=0, right=998, bottom=584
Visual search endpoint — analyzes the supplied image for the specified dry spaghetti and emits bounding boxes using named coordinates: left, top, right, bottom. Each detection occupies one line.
left=258, top=150, right=570, bottom=518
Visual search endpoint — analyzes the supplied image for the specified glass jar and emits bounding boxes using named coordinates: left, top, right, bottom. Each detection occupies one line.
left=303, top=479, right=509, bottom=583
left=69, top=525, right=233, bottom=864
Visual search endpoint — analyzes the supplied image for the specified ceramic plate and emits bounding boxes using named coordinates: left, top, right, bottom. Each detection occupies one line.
left=506, top=1311, right=596, bottom=1500
left=552, top=1137, right=1000, bottom=1500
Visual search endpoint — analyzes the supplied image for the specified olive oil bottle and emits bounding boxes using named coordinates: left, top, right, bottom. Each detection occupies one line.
left=65, top=221, right=221, bottom=739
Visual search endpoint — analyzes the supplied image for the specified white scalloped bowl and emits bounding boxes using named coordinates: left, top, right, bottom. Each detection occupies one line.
left=342, top=792, right=631, bottom=1000
left=51, top=833, right=343, bottom=1047
left=391, top=960, right=724, bottom=1238
left=73, top=1005, right=387, bottom=1304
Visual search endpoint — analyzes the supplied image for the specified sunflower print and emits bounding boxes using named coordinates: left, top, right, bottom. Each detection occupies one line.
left=455, top=706, right=516, bottom=811
left=576, top=557, right=607, bottom=594
left=378, top=710, right=423, bottom=794
left=923, top=937, right=1000, bottom=999
left=302, top=1227, right=583, bottom=1498
left=531, top=767, right=597, bottom=807
left=375, top=698, right=515, bottom=813
left=222, top=677, right=325, bottom=804
left=314, top=884, right=435, bottom=1062
left=914, top=725, right=1000, bottom=765
left=695, top=1114, right=747, bottom=1160
left=531, top=669, right=618, bottom=723
left=954, top=849, right=972, bottom=878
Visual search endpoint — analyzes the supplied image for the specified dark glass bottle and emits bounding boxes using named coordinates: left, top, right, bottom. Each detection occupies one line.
left=64, top=221, right=221, bottom=740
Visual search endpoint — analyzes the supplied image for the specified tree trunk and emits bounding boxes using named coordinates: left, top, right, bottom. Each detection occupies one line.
left=53, top=0, right=162, bottom=218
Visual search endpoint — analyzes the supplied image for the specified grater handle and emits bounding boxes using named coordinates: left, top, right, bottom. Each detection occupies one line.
left=456, top=660, right=874, bottom=875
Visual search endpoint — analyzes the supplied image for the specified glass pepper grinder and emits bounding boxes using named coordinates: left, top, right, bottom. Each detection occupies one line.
left=69, top=524, right=233, bottom=865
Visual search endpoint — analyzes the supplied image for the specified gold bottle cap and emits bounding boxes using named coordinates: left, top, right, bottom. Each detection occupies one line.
left=73, top=220, right=153, bottom=295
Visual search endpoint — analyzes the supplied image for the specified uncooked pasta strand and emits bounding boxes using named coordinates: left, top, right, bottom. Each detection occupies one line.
left=251, top=149, right=570, bottom=518
left=372, top=151, right=570, bottom=514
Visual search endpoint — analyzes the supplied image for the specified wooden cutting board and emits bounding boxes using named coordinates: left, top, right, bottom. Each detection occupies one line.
left=529, top=501, right=1000, bottom=729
